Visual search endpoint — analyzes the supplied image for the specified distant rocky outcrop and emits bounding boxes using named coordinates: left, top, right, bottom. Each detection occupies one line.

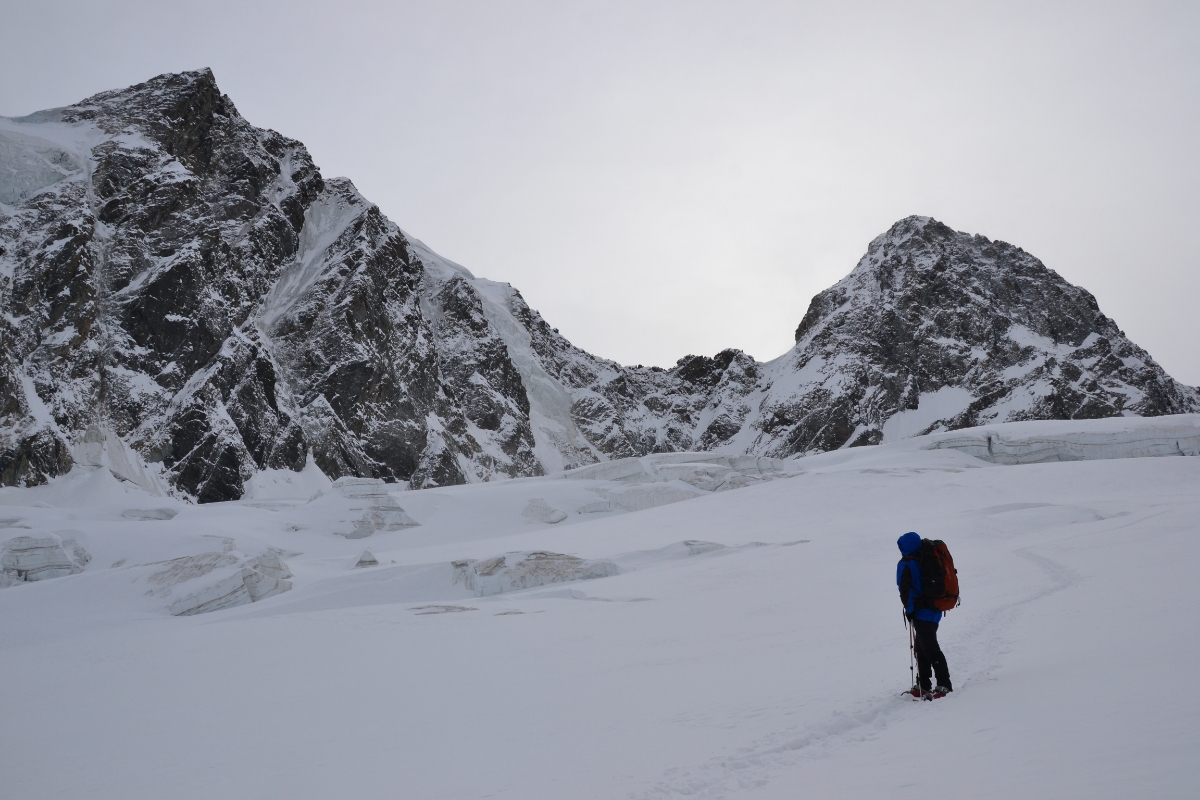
left=2, top=70, right=1195, bottom=499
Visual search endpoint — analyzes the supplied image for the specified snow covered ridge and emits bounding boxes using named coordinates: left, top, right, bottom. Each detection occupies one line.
left=2, top=70, right=1196, bottom=500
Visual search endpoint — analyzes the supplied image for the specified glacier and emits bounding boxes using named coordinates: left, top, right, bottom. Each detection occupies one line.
left=0, top=414, right=1196, bottom=796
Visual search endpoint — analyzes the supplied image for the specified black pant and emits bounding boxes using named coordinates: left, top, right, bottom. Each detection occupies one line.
left=912, top=619, right=952, bottom=692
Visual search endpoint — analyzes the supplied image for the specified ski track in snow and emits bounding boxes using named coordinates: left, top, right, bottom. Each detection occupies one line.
left=637, top=537, right=1086, bottom=798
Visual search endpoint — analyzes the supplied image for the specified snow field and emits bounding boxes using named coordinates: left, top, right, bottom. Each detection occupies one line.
left=1, top=419, right=1198, bottom=798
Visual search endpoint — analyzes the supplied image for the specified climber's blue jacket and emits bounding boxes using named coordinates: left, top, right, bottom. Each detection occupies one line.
left=896, top=531, right=943, bottom=623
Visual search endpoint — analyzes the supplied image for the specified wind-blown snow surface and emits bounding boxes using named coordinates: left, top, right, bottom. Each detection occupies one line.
left=1, top=416, right=1198, bottom=798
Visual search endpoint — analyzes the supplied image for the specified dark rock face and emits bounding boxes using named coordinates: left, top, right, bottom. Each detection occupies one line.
left=422, top=274, right=541, bottom=478
left=0, top=69, right=540, bottom=497
left=1, top=72, right=1195, bottom=499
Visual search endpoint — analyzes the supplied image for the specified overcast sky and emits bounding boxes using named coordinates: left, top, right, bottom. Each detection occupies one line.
left=4, top=1, right=1197, bottom=383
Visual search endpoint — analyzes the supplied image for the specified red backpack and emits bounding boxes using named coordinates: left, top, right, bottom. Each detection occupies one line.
left=918, top=539, right=960, bottom=612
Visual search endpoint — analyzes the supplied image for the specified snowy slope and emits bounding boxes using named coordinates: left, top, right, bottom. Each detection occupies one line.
left=1, top=415, right=1197, bottom=798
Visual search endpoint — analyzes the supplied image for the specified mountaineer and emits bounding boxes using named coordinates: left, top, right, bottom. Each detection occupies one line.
left=897, top=531, right=955, bottom=699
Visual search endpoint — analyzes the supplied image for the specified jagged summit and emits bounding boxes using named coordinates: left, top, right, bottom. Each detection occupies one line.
left=38, top=69, right=243, bottom=180
left=1, top=71, right=1195, bottom=499
left=62, top=68, right=222, bottom=124
left=777, top=214, right=1194, bottom=452
left=798, top=215, right=1112, bottom=347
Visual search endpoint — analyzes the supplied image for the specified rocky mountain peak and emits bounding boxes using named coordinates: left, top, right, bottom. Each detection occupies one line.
left=62, top=68, right=230, bottom=174
left=798, top=214, right=1106, bottom=346
left=776, top=215, right=1196, bottom=453
left=2, top=72, right=1195, bottom=500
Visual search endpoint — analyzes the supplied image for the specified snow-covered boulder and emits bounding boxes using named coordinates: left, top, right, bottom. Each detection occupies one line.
left=354, top=549, right=379, bottom=568
left=121, top=508, right=178, bottom=521
left=522, top=498, right=568, bottom=524
left=329, top=477, right=419, bottom=538
left=452, top=551, right=619, bottom=597
left=251, top=551, right=292, bottom=581
left=597, top=484, right=703, bottom=512
left=1, top=534, right=90, bottom=586
left=154, top=549, right=294, bottom=616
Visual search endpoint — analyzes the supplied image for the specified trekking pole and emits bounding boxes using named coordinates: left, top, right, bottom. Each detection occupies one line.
left=903, top=613, right=915, bottom=697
